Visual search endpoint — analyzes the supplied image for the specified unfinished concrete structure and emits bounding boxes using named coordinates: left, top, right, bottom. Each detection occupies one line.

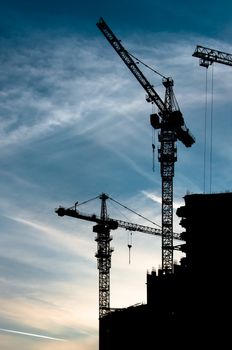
left=100, top=192, right=231, bottom=349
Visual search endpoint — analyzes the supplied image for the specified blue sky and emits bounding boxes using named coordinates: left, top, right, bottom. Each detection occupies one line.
left=1, top=0, right=232, bottom=349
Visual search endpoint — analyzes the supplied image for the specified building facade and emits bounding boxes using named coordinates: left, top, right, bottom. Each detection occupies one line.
left=100, top=193, right=231, bottom=349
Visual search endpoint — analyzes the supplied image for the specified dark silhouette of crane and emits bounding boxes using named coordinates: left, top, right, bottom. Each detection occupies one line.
left=192, top=45, right=232, bottom=68
left=55, top=193, right=183, bottom=318
left=96, top=17, right=195, bottom=274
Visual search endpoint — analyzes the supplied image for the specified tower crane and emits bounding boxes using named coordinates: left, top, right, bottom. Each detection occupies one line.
left=55, top=193, right=183, bottom=318
left=192, top=45, right=232, bottom=68
left=96, top=17, right=195, bottom=274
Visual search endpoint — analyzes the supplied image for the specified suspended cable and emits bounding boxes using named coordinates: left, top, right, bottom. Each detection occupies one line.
left=209, top=64, right=214, bottom=193
left=69, top=195, right=100, bottom=210
left=203, top=68, right=208, bottom=194
left=108, top=196, right=161, bottom=228
left=127, top=50, right=167, bottom=79
left=107, top=199, right=131, bottom=222
left=69, top=194, right=161, bottom=228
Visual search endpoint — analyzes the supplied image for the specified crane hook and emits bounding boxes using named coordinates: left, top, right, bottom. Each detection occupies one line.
left=128, top=232, right=133, bottom=264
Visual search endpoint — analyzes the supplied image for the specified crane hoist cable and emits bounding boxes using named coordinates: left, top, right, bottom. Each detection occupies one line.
left=192, top=45, right=232, bottom=193
left=209, top=64, right=214, bottom=194
left=203, top=67, right=208, bottom=193
left=127, top=231, right=133, bottom=264
left=203, top=64, right=214, bottom=194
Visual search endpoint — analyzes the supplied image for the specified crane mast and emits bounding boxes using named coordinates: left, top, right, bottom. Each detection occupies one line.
left=94, top=193, right=113, bottom=318
left=57, top=194, right=114, bottom=318
left=97, top=17, right=194, bottom=274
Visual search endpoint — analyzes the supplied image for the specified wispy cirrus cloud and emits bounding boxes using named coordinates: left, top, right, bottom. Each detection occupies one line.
left=0, top=328, right=66, bottom=341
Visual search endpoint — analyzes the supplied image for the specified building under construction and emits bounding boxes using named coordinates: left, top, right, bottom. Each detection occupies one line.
left=100, top=192, right=231, bottom=349
left=56, top=22, right=232, bottom=348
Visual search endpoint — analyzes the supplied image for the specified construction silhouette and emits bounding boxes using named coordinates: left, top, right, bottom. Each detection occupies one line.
left=55, top=21, right=231, bottom=350
left=99, top=192, right=231, bottom=350
left=55, top=193, right=184, bottom=319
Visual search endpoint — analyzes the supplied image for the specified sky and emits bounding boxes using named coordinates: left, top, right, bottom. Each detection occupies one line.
left=0, top=0, right=232, bottom=349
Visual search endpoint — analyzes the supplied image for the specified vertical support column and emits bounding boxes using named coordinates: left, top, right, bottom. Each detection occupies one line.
left=158, top=78, right=178, bottom=274
left=159, top=131, right=177, bottom=273
left=94, top=193, right=113, bottom=350
left=94, top=223, right=113, bottom=318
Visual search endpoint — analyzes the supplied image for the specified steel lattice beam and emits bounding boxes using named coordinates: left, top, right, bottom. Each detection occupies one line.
left=193, top=45, right=232, bottom=67
left=94, top=224, right=113, bottom=318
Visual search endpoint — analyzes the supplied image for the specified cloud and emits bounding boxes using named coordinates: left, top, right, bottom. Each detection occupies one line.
left=141, top=190, right=184, bottom=210
left=0, top=328, right=66, bottom=341
left=1, top=30, right=231, bottom=195
left=6, top=215, right=95, bottom=259
left=0, top=209, right=99, bottom=347
left=0, top=331, right=97, bottom=350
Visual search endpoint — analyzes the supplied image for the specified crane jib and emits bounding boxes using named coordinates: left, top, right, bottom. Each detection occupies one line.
left=193, top=45, right=232, bottom=67
left=97, top=18, right=166, bottom=113
left=97, top=17, right=195, bottom=149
